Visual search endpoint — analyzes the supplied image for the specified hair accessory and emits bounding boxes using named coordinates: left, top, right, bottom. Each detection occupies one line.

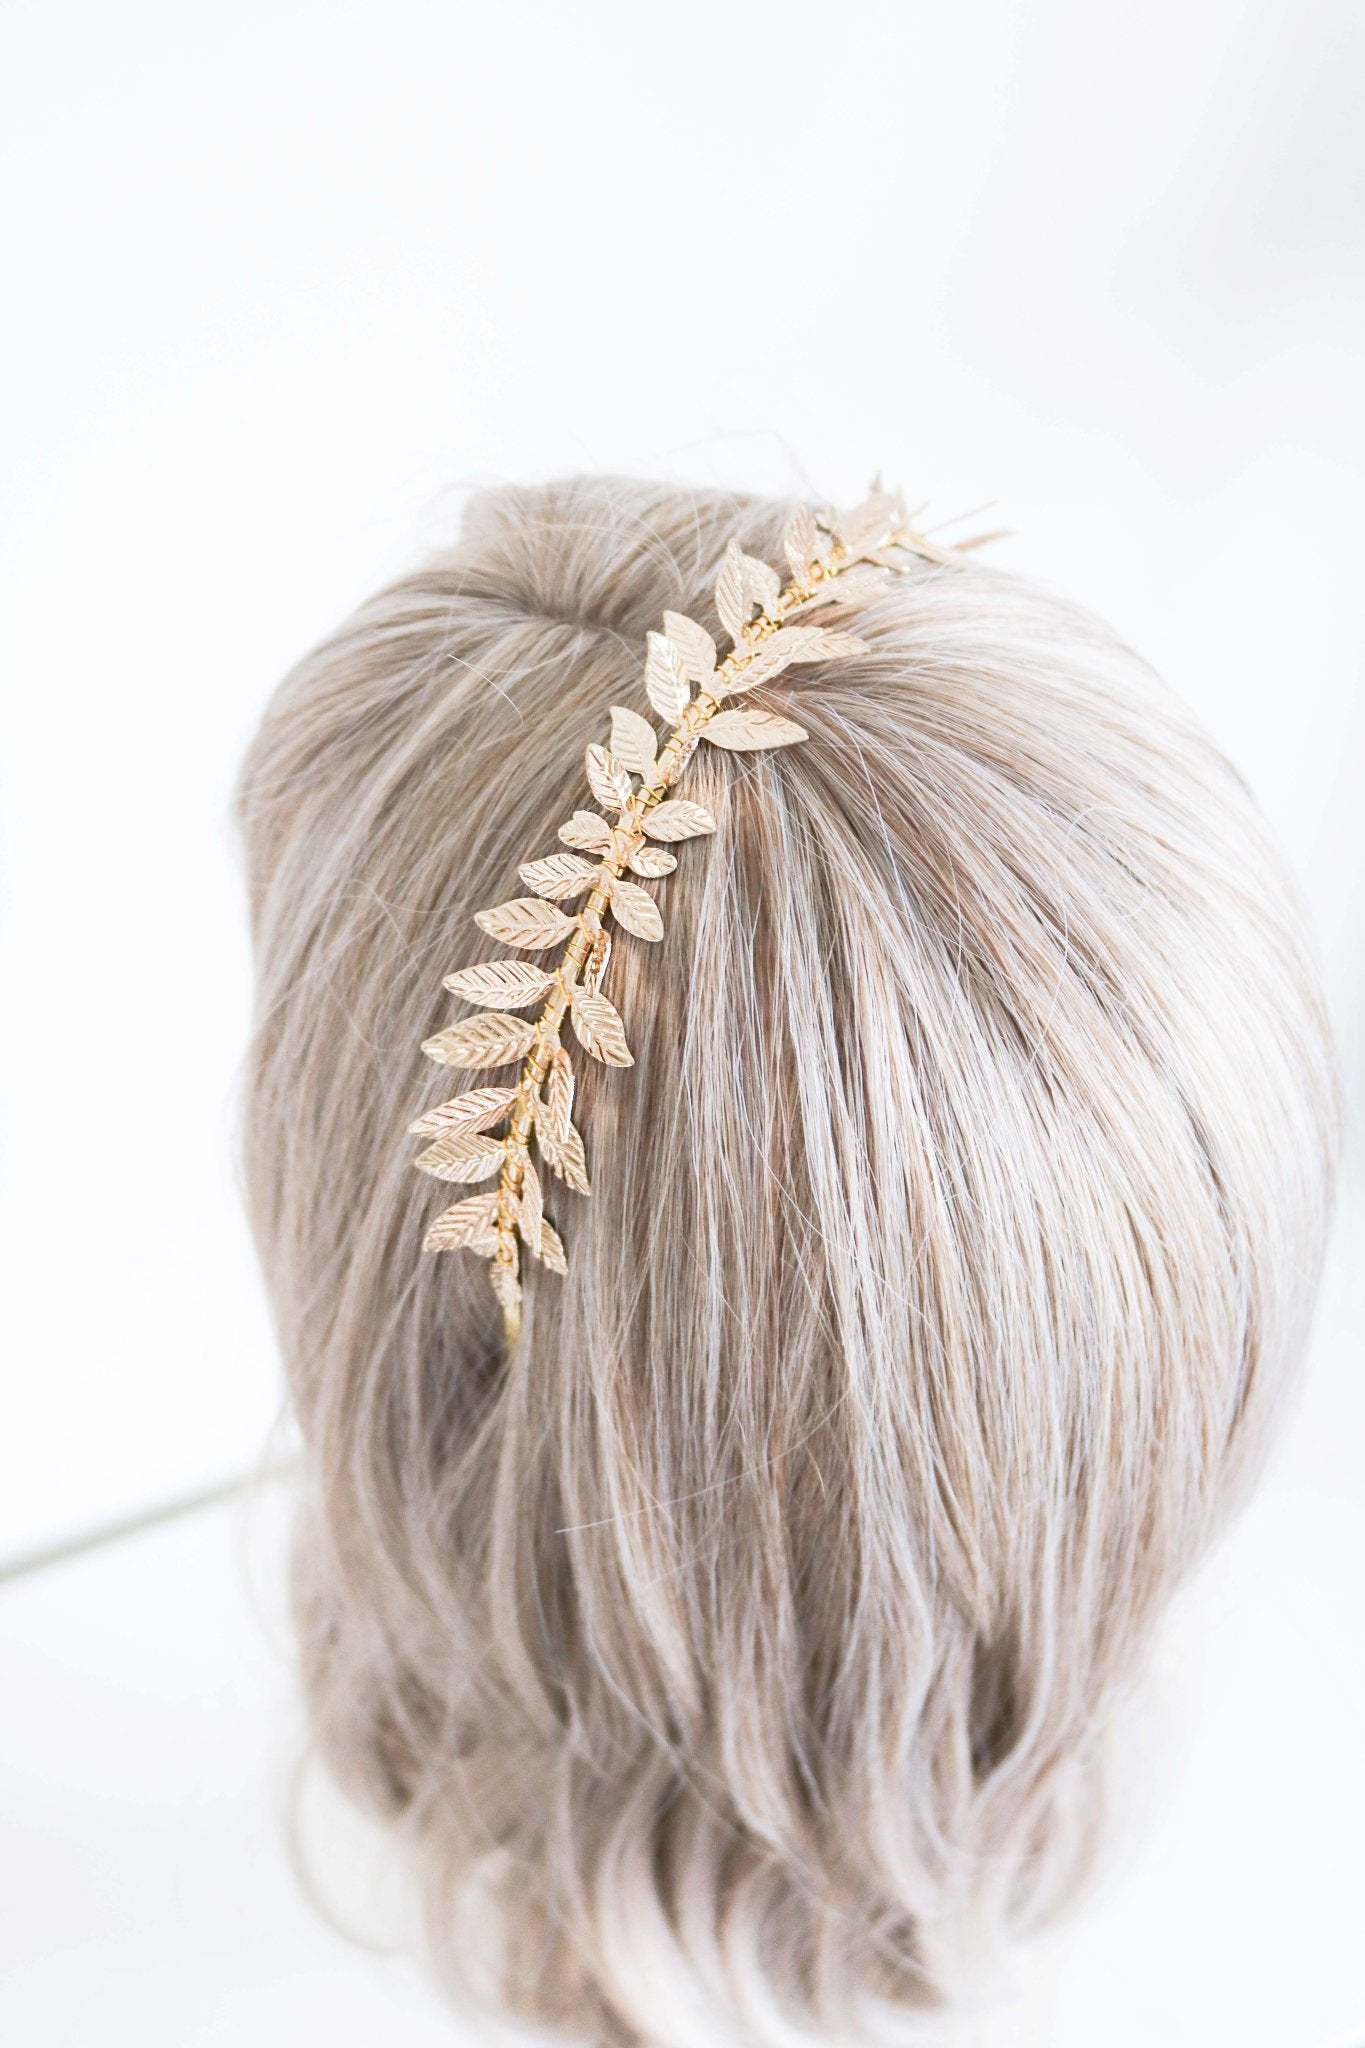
left=412, top=486, right=963, bottom=1338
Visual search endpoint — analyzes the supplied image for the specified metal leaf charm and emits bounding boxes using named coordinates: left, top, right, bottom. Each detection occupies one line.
left=627, top=842, right=676, bottom=877
left=716, top=539, right=780, bottom=641
left=662, top=611, right=718, bottom=688
left=443, top=960, right=556, bottom=1009
left=415, top=1133, right=506, bottom=1182
left=558, top=1123, right=590, bottom=1194
left=837, top=488, right=900, bottom=557
left=785, top=566, right=888, bottom=616
left=538, top=1111, right=590, bottom=1194
left=559, top=810, right=614, bottom=854
left=703, top=708, right=808, bottom=751
left=609, top=877, right=664, bottom=941
left=585, top=741, right=634, bottom=811
left=721, top=632, right=807, bottom=694
left=609, top=704, right=659, bottom=779
left=475, top=897, right=579, bottom=949
left=642, top=798, right=716, bottom=841
left=645, top=631, right=691, bottom=723
left=543, top=1045, right=574, bottom=1143
left=518, top=851, right=599, bottom=901
left=410, top=1085, right=518, bottom=1139
left=422, top=1013, right=539, bottom=1068
left=714, top=538, right=748, bottom=642
left=585, top=743, right=633, bottom=815
left=801, top=628, right=871, bottom=659
left=582, top=926, right=611, bottom=996
left=537, top=1218, right=568, bottom=1274
left=519, top=1155, right=544, bottom=1257
left=744, top=553, right=782, bottom=619
left=572, top=990, right=633, bottom=1066
left=716, top=536, right=749, bottom=638
left=723, top=625, right=870, bottom=695
left=424, top=1191, right=500, bottom=1253
left=782, top=504, right=818, bottom=579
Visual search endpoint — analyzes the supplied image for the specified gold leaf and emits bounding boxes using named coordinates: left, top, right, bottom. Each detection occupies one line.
left=703, top=707, right=808, bottom=752
left=535, top=1105, right=564, bottom=1168
left=723, top=625, right=872, bottom=696
left=443, top=960, right=556, bottom=1009
left=717, top=539, right=781, bottom=642
left=837, top=488, right=900, bottom=557
left=539, top=1113, right=590, bottom=1195
left=714, top=537, right=748, bottom=643
left=803, top=628, right=871, bottom=659
left=785, top=566, right=888, bottom=616
left=582, top=927, right=611, bottom=996
left=627, top=842, right=676, bottom=878
left=409, top=1085, right=518, bottom=1139
left=744, top=551, right=781, bottom=619
left=560, top=1124, right=591, bottom=1194
left=721, top=632, right=808, bottom=695
left=641, top=797, right=716, bottom=842
left=475, top=897, right=578, bottom=949
left=518, top=850, right=599, bottom=901
left=423, top=1012, right=539, bottom=1068
left=558, top=809, right=614, bottom=854
left=519, top=1155, right=544, bottom=1257
left=609, top=877, right=664, bottom=942
left=538, top=1218, right=568, bottom=1274
left=609, top=704, right=659, bottom=779
left=585, top=742, right=633, bottom=815
left=644, top=630, right=691, bottom=723
left=572, top=990, right=633, bottom=1066
left=543, top=1046, right=574, bottom=1144
left=424, top=1190, right=500, bottom=1253
left=415, top=1133, right=506, bottom=1182
left=782, top=503, right=818, bottom=579
left=662, top=611, right=718, bottom=688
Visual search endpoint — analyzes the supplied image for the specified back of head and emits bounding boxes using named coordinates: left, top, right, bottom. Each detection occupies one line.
left=238, top=475, right=1337, bottom=2044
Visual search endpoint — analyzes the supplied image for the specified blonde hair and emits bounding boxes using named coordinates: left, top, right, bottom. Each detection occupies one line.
left=238, top=475, right=1338, bottom=2045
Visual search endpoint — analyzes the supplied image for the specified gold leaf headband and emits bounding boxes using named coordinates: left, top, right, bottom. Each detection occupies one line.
left=412, top=486, right=959, bottom=1340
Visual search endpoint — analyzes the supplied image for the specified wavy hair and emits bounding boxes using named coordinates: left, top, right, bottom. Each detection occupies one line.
left=237, top=475, right=1338, bottom=2045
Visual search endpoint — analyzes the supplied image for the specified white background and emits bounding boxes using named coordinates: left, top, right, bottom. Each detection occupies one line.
left=1, top=2, right=1361, bottom=2042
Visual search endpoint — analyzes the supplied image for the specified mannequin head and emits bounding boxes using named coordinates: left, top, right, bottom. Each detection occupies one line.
left=238, top=476, right=1336, bottom=2044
